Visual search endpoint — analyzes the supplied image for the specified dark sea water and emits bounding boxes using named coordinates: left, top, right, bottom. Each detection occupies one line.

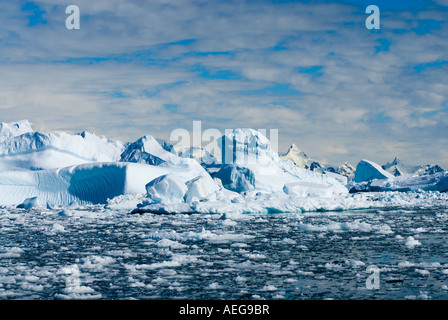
left=1, top=206, right=448, bottom=300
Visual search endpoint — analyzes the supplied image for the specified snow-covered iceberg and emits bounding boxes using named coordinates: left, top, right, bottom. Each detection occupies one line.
left=0, top=121, right=218, bottom=206
left=350, top=171, right=448, bottom=193
left=218, top=128, right=347, bottom=195
left=354, top=159, right=394, bottom=183
left=0, top=120, right=34, bottom=139
left=0, top=161, right=219, bottom=207
left=1, top=120, right=446, bottom=214
left=382, top=157, right=444, bottom=177
left=0, top=127, right=125, bottom=171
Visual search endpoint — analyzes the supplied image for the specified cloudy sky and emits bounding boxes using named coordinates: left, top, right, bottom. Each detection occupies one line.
left=0, top=0, right=447, bottom=167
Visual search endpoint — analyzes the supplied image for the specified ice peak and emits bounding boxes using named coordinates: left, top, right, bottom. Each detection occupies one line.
left=289, top=143, right=299, bottom=151
left=77, top=131, right=96, bottom=138
left=0, top=120, right=34, bottom=139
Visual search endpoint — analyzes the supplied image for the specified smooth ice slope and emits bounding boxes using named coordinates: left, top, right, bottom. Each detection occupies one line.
left=354, top=159, right=394, bottom=183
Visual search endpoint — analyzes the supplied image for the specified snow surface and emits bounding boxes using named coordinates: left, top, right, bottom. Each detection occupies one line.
left=283, top=182, right=333, bottom=198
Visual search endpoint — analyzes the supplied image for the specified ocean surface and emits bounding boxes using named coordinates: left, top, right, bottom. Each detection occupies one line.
left=1, top=205, right=448, bottom=300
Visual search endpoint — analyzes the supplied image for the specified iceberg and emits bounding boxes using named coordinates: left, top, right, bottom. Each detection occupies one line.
left=0, top=120, right=34, bottom=139
left=323, top=171, right=348, bottom=185
left=0, top=121, right=220, bottom=206
left=350, top=171, right=448, bottom=193
left=354, top=159, right=394, bottom=183
left=0, top=122, right=125, bottom=171
left=120, top=135, right=178, bottom=165
left=0, top=161, right=219, bottom=207
left=382, top=157, right=445, bottom=177
left=184, top=175, right=216, bottom=203
left=146, top=174, right=188, bottom=204
left=212, top=164, right=256, bottom=192
left=218, top=129, right=347, bottom=195
left=16, top=196, right=41, bottom=210
left=2, top=120, right=446, bottom=214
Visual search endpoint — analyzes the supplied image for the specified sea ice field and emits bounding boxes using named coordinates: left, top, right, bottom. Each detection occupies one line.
left=1, top=202, right=448, bottom=300
left=1, top=120, right=448, bottom=300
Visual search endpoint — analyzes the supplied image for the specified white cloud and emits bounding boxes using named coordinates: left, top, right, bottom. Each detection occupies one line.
left=0, top=0, right=447, bottom=168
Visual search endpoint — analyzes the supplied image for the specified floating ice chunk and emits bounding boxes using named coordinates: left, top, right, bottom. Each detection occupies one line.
left=405, top=236, right=421, bottom=249
left=344, top=259, right=366, bottom=268
left=415, top=269, right=430, bottom=276
left=283, top=182, right=333, bottom=198
left=354, top=159, right=395, bottom=183
left=156, top=239, right=187, bottom=249
left=208, top=282, right=222, bottom=289
left=0, top=247, right=23, bottom=258
left=145, top=174, right=188, bottom=204
left=45, top=223, right=66, bottom=235
left=16, top=197, right=41, bottom=210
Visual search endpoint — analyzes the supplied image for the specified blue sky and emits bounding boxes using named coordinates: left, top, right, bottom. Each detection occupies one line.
left=0, top=0, right=447, bottom=167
